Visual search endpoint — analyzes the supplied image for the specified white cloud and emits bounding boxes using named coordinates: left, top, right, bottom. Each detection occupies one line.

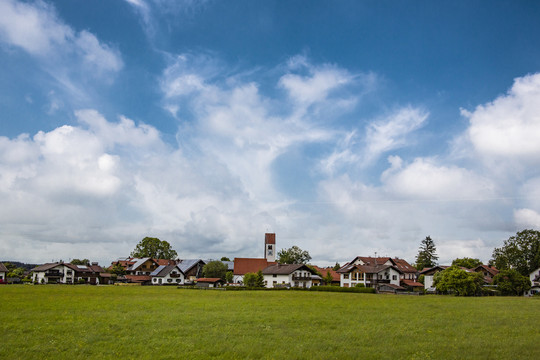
left=464, top=73, right=540, bottom=160
left=365, top=107, right=428, bottom=164
left=0, top=0, right=122, bottom=75
left=514, top=208, right=540, bottom=229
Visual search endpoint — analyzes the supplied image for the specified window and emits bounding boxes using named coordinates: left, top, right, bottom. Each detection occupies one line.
left=343, top=274, right=349, bottom=279
left=167, top=279, right=172, bottom=283
left=273, top=281, right=277, bottom=285
left=273, top=274, right=277, bottom=278
left=359, top=272, right=364, bottom=280
left=392, top=275, right=397, bottom=280
left=352, top=273, right=357, bottom=280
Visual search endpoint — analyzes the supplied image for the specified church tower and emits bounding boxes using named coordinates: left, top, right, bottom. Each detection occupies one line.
left=264, top=233, right=276, bottom=262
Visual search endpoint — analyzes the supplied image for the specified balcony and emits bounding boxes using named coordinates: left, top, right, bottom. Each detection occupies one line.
left=45, top=271, right=63, bottom=278
left=169, top=273, right=181, bottom=278
left=292, top=275, right=311, bottom=281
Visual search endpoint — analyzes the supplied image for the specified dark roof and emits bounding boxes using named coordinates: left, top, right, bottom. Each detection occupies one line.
left=379, top=283, right=406, bottom=290
left=32, top=263, right=66, bottom=272
left=262, top=264, right=314, bottom=275
left=234, top=258, right=275, bottom=275
left=419, top=265, right=449, bottom=275
left=265, top=233, right=276, bottom=244
left=178, top=259, right=205, bottom=274
left=150, top=265, right=184, bottom=277
left=0, top=263, right=9, bottom=272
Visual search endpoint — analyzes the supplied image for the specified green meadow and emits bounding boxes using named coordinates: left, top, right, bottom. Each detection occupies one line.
left=1, top=286, right=539, bottom=359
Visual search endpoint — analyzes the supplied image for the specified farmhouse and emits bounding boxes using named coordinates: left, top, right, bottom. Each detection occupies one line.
left=338, top=256, right=416, bottom=289
left=32, top=262, right=107, bottom=284
left=178, top=259, right=206, bottom=282
left=418, top=265, right=449, bottom=291
left=528, top=267, right=540, bottom=296
left=262, top=263, right=317, bottom=288
left=150, top=264, right=185, bottom=285
left=0, top=262, right=7, bottom=283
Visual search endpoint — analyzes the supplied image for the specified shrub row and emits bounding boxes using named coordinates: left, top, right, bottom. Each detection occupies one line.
left=309, top=285, right=376, bottom=294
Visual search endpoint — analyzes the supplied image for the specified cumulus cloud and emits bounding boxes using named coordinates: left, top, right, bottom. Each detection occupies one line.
left=463, top=73, right=540, bottom=160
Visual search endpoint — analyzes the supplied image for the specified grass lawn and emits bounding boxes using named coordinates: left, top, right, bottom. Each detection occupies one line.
left=1, top=286, right=539, bottom=359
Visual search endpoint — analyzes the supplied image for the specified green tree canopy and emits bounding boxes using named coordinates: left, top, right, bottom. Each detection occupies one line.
left=493, top=269, right=531, bottom=296
left=323, top=270, right=333, bottom=285
left=130, top=237, right=178, bottom=259
left=109, top=263, right=126, bottom=276
left=225, top=271, right=233, bottom=284
left=491, top=229, right=540, bottom=276
left=220, top=257, right=231, bottom=261
left=452, top=257, right=483, bottom=269
left=277, top=246, right=312, bottom=264
left=332, top=262, right=341, bottom=271
left=202, top=260, right=228, bottom=280
left=415, top=236, right=439, bottom=270
left=71, top=259, right=90, bottom=266
left=434, top=266, right=483, bottom=296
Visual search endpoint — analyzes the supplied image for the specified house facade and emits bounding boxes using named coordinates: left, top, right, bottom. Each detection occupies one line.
left=0, top=263, right=8, bottom=283
left=178, top=259, right=206, bottom=282
left=261, top=264, right=317, bottom=288
left=419, top=265, right=449, bottom=291
left=150, top=264, right=185, bottom=285
left=32, top=262, right=106, bottom=284
left=528, top=267, right=540, bottom=296
left=338, top=257, right=405, bottom=288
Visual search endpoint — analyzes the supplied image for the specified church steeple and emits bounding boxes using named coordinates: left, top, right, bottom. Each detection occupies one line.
left=264, top=233, right=276, bottom=262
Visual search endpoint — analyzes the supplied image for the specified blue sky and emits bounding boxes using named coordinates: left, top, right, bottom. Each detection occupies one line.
left=2, top=0, right=540, bottom=266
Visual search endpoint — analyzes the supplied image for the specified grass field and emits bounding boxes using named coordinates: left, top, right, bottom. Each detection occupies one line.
left=1, top=286, right=539, bottom=359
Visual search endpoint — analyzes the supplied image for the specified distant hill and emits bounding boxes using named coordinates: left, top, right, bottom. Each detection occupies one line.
left=0, top=261, right=39, bottom=271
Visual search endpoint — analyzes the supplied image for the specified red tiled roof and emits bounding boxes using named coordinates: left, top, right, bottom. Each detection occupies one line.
left=234, top=258, right=275, bottom=275
left=401, top=279, right=424, bottom=287
left=393, top=258, right=417, bottom=273
left=312, top=266, right=340, bottom=281
left=197, top=278, right=223, bottom=283
left=265, top=233, right=276, bottom=244
left=471, top=265, right=499, bottom=277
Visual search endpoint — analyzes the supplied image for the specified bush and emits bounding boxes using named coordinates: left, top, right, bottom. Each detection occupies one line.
left=355, top=283, right=365, bottom=288
left=78, top=278, right=86, bottom=284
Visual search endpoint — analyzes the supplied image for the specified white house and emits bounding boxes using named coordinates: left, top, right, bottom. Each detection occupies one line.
left=418, top=266, right=449, bottom=291
left=261, top=264, right=317, bottom=288
left=527, top=267, right=540, bottom=296
left=150, top=264, right=185, bottom=285
left=32, top=263, right=77, bottom=284
left=338, top=257, right=404, bottom=288
left=0, top=263, right=8, bottom=283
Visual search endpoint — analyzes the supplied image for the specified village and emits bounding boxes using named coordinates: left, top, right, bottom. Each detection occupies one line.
left=2, top=233, right=539, bottom=296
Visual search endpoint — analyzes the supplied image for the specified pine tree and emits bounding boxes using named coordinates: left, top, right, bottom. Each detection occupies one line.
left=415, top=236, right=439, bottom=270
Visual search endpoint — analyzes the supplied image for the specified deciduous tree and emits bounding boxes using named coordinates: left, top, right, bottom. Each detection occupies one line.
left=323, top=270, right=333, bottom=285
left=434, top=266, right=483, bottom=296
left=277, top=246, right=311, bottom=264
left=451, top=258, right=482, bottom=269
left=493, top=269, right=531, bottom=296
left=130, top=237, right=178, bottom=259
left=203, top=260, right=228, bottom=280
left=491, top=229, right=540, bottom=276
